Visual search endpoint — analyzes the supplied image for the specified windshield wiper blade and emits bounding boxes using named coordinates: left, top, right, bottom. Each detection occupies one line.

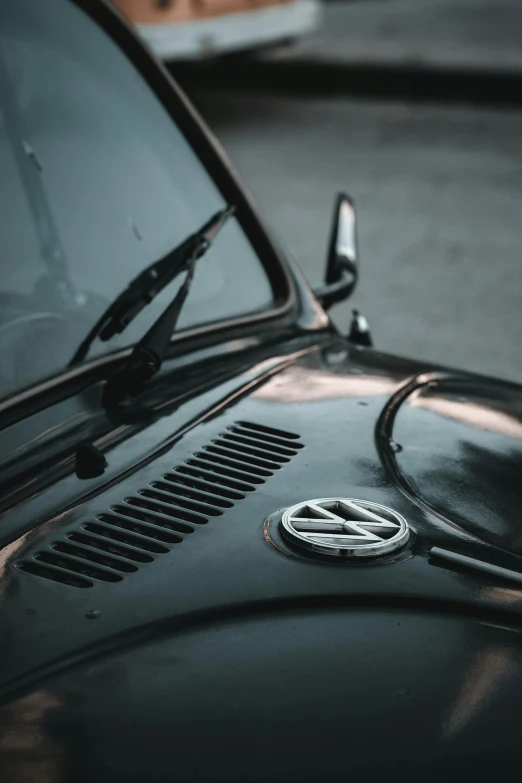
left=101, top=205, right=235, bottom=408
left=68, top=205, right=235, bottom=367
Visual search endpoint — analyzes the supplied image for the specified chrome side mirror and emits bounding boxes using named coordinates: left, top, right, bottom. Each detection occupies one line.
left=313, top=192, right=359, bottom=310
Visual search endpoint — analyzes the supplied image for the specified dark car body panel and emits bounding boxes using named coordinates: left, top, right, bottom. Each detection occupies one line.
left=2, top=337, right=522, bottom=780
left=3, top=607, right=522, bottom=782
left=382, top=374, right=522, bottom=556
left=2, top=1, right=522, bottom=780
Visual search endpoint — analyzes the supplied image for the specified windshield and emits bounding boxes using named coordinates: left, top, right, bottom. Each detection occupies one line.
left=0, top=0, right=275, bottom=402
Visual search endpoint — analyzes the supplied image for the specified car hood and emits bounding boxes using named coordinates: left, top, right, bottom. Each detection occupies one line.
left=379, top=370, right=522, bottom=556
left=1, top=335, right=522, bottom=782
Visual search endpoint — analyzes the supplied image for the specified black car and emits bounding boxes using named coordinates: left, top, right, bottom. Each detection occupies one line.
left=1, top=1, right=522, bottom=781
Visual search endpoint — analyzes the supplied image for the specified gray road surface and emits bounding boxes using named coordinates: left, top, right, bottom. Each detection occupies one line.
left=270, top=0, right=522, bottom=72
left=192, top=90, right=522, bottom=383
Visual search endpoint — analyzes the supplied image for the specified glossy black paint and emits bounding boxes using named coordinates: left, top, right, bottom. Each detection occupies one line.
left=379, top=372, right=522, bottom=556
left=2, top=338, right=522, bottom=781
left=2, top=1, right=522, bottom=781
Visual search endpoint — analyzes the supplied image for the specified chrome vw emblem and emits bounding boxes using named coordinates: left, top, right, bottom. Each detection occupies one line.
left=280, top=497, right=410, bottom=559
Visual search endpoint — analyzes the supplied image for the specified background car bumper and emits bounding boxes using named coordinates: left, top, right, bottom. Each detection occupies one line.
left=137, top=0, right=320, bottom=60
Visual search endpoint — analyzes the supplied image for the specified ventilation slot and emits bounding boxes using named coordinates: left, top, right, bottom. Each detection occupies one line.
left=66, top=531, right=154, bottom=564
left=220, top=432, right=297, bottom=459
left=17, top=550, right=123, bottom=586
left=83, top=521, right=170, bottom=554
left=207, top=444, right=281, bottom=472
left=138, top=486, right=224, bottom=517
left=198, top=447, right=273, bottom=478
left=111, top=504, right=195, bottom=536
left=128, top=494, right=209, bottom=525
left=152, top=478, right=234, bottom=508
left=214, top=439, right=289, bottom=466
left=163, top=471, right=245, bottom=502
left=186, top=457, right=263, bottom=486
left=235, top=421, right=302, bottom=443
left=17, top=420, right=304, bottom=588
left=51, top=541, right=138, bottom=573
left=16, top=560, right=94, bottom=589
left=96, top=512, right=184, bottom=545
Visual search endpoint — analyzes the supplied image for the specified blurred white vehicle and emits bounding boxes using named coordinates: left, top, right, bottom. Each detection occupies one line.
left=113, top=0, right=320, bottom=60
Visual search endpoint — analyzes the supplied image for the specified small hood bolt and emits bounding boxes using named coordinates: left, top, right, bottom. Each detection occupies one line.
left=348, top=309, right=373, bottom=347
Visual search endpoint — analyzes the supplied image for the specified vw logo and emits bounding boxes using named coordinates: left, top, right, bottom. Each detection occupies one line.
left=280, top=497, right=410, bottom=559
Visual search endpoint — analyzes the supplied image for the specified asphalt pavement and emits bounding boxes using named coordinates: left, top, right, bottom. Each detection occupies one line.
left=190, top=90, right=522, bottom=384
left=175, top=0, right=522, bottom=384
left=176, top=0, right=522, bottom=106
left=271, top=0, right=522, bottom=73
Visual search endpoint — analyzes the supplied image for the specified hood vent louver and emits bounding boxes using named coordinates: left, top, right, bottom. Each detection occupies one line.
left=16, top=422, right=303, bottom=589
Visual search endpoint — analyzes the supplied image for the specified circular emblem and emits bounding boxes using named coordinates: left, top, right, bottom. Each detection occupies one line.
left=280, top=497, right=410, bottom=559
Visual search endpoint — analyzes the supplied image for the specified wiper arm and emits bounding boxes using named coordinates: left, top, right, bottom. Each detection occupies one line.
left=101, top=205, right=235, bottom=408
left=69, top=205, right=235, bottom=366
